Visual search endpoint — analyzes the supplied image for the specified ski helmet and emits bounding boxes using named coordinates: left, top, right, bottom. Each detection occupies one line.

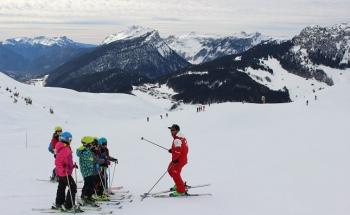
left=55, top=126, right=62, bottom=132
left=98, top=137, right=107, bottom=145
left=81, top=136, right=94, bottom=145
left=59, top=132, right=72, bottom=143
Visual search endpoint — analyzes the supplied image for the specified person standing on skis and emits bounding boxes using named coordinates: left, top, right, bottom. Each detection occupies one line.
left=53, top=132, right=80, bottom=212
left=98, top=137, right=118, bottom=195
left=167, top=124, right=189, bottom=197
left=76, top=136, right=99, bottom=206
left=48, top=126, right=62, bottom=181
left=98, top=137, right=118, bottom=164
left=91, top=138, right=109, bottom=200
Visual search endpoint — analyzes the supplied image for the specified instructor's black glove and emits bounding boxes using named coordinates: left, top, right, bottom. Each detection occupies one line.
left=172, top=159, right=179, bottom=164
left=168, top=149, right=172, bottom=153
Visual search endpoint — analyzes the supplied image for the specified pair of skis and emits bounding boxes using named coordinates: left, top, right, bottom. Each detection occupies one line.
left=33, top=186, right=129, bottom=214
left=141, top=183, right=212, bottom=199
left=32, top=207, right=113, bottom=214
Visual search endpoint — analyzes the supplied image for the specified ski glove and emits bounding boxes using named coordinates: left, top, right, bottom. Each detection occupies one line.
left=168, top=149, right=172, bottom=153
left=172, top=159, right=179, bottom=164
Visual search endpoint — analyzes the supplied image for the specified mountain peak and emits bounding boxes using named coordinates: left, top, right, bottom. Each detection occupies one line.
left=3, top=36, right=76, bottom=47
left=165, top=31, right=271, bottom=64
left=300, top=22, right=350, bottom=36
left=102, top=25, right=157, bottom=45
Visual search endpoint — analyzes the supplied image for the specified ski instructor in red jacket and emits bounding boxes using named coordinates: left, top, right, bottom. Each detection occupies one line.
left=168, top=124, right=189, bottom=197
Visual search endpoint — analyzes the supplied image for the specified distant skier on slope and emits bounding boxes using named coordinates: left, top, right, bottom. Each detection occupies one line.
left=167, top=124, right=189, bottom=197
left=53, top=132, right=80, bottom=212
left=48, top=126, right=62, bottom=182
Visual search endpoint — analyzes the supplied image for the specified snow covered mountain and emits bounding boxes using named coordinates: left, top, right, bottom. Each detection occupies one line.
left=0, top=36, right=95, bottom=79
left=102, top=25, right=156, bottom=44
left=290, top=23, right=350, bottom=69
left=45, top=26, right=190, bottom=94
left=142, top=23, right=350, bottom=104
left=1, top=70, right=350, bottom=215
left=165, top=31, right=271, bottom=64
left=151, top=41, right=293, bottom=104
left=3, top=36, right=92, bottom=47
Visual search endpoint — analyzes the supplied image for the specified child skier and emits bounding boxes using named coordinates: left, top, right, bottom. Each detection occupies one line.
left=167, top=124, right=189, bottom=197
left=48, top=126, right=62, bottom=182
left=97, top=137, right=118, bottom=195
left=53, top=131, right=81, bottom=212
left=76, top=136, right=99, bottom=206
left=90, top=138, right=109, bottom=201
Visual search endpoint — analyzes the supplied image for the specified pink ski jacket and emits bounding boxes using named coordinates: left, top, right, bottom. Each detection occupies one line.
left=55, top=142, right=74, bottom=177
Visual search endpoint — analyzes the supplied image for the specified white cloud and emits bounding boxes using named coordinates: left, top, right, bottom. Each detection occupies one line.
left=0, top=0, right=349, bottom=43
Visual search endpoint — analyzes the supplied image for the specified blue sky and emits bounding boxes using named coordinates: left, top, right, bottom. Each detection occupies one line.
left=0, top=0, right=349, bottom=44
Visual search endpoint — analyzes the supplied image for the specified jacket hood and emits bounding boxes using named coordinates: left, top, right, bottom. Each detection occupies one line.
left=55, top=142, right=68, bottom=153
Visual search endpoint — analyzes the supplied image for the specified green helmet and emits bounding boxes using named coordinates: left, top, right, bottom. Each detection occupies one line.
left=81, top=136, right=95, bottom=145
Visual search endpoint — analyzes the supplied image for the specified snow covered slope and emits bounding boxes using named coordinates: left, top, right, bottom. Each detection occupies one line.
left=240, top=57, right=350, bottom=101
left=1, top=71, right=350, bottom=215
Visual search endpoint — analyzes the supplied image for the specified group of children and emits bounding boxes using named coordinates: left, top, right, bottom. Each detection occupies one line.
left=47, top=123, right=190, bottom=211
left=48, top=126, right=118, bottom=212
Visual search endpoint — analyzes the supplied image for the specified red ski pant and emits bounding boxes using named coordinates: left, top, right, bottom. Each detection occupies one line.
left=168, top=162, right=186, bottom=193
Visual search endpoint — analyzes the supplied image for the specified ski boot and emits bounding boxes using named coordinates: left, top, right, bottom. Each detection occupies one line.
left=81, top=196, right=99, bottom=207
left=169, top=191, right=187, bottom=197
left=93, top=194, right=110, bottom=201
left=51, top=204, right=63, bottom=210
left=170, top=183, right=190, bottom=192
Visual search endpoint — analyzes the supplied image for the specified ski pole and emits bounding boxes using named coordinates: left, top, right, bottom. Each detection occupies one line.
left=74, top=164, right=78, bottom=207
left=98, top=170, right=107, bottom=195
left=104, top=167, right=108, bottom=194
left=65, top=174, right=76, bottom=214
left=141, top=168, right=169, bottom=201
left=141, top=137, right=168, bottom=151
left=108, top=167, right=111, bottom=191
left=109, top=161, right=117, bottom=193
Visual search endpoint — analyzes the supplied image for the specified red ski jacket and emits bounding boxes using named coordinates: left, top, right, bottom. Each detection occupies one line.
left=49, top=134, right=59, bottom=154
left=171, top=132, right=188, bottom=165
